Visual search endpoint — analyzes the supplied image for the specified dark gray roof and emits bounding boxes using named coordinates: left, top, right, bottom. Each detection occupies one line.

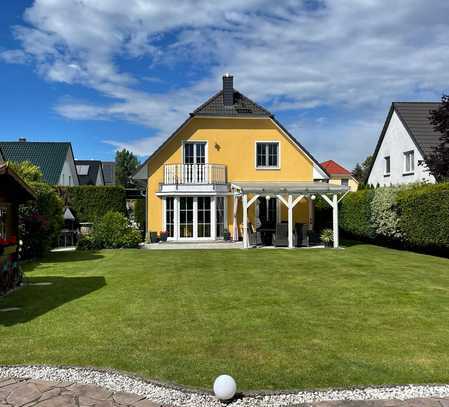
left=101, top=161, right=116, bottom=185
left=0, top=141, right=72, bottom=184
left=393, top=102, right=442, bottom=156
left=192, top=90, right=271, bottom=117
left=75, top=160, right=104, bottom=185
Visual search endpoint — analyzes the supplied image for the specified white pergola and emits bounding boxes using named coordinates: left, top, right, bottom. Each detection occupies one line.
left=231, top=182, right=349, bottom=249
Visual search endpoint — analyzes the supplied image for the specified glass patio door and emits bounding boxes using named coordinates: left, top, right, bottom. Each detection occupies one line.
left=179, top=197, right=194, bottom=238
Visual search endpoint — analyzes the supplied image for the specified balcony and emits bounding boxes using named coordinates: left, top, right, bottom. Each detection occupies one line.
left=160, top=164, right=227, bottom=193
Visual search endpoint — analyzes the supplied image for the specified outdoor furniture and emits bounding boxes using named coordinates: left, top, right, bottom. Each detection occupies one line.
left=295, top=223, right=309, bottom=247
left=247, top=223, right=262, bottom=247
left=272, top=223, right=293, bottom=247
left=256, top=224, right=275, bottom=246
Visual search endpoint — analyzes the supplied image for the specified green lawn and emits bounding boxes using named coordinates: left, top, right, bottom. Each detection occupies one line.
left=1, top=244, right=449, bottom=391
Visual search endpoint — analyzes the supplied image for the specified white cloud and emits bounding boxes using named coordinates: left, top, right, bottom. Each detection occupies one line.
left=3, top=0, right=449, bottom=165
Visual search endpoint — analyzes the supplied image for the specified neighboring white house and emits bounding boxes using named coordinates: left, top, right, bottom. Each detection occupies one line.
left=367, top=102, right=439, bottom=186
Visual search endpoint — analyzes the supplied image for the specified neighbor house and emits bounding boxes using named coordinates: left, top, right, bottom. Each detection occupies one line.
left=321, top=160, right=359, bottom=191
left=75, top=160, right=105, bottom=186
left=367, top=102, right=439, bottom=186
left=101, top=161, right=116, bottom=185
left=0, top=139, right=79, bottom=186
left=134, top=75, right=347, bottom=248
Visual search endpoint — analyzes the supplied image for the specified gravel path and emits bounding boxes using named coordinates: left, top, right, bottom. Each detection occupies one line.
left=2, top=365, right=449, bottom=407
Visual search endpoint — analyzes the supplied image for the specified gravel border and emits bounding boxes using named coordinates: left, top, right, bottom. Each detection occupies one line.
left=2, top=365, right=449, bottom=407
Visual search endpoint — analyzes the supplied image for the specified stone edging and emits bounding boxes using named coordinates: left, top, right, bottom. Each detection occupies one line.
left=3, top=365, right=449, bottom=407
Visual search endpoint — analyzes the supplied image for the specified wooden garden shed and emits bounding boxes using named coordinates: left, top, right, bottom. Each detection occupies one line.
left=0, top=163, right=35, bottom=294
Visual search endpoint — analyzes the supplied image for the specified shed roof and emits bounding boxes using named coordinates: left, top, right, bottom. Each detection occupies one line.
left=0, top=163, right=36, bottom=202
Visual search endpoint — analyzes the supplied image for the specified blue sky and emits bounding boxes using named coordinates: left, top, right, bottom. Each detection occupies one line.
left=1, top=1, right=449, bottom=168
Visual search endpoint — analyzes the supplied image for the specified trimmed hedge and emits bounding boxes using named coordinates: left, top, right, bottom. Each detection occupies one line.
left=397, top=184, right=449, bottom=251
left=339, top=189, right=375, bottom=239
left=57, top=186, right=126, bottom=223
left=339, top=183, right=449, bottom=254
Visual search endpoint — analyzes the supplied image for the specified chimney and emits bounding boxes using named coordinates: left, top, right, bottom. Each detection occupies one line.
left=222, top=74, right=234, bottom=106
left=18, top=137, right=27, bottom=142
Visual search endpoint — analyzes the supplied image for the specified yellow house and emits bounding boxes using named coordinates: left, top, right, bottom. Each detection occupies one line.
left=320, top=160, right=359, bottom=192
left=134, top=75, right=348, bottom=248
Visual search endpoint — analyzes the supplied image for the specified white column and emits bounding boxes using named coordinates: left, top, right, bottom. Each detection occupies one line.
left=162, top=196, right=166, bottom=232
left=332, top=193, right=339, bottom=248
left=174, top=196, right=180, bottom=240
left=211, top=196, right=216, bottom=240
left=242, top=194, right=248, bottom=248
left=232, top=195, right=239, bottom=241
left=288, top=194, right=293, bottom=248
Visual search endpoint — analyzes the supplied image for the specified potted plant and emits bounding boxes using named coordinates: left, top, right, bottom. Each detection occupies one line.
left=320, top=228, right=334, bottom=248
left=223, top=229, right=231, bottom=241
left=159, top=231, right=168, bottom=242
left=149, top=231, right=159, bottom=243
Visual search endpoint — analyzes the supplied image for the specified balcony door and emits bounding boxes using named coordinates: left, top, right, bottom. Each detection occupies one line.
left=183, top=142, right=207, bottom=183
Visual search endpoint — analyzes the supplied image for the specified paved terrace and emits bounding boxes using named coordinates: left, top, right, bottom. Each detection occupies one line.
left=1, top=377, right=449, bottom=407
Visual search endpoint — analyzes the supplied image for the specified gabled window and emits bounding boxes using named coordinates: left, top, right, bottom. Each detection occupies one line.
left=384, top=156, right=391, bottom=175
left=256, top=142, right=280, bottom=169
left=403, top=150, right=415, bottom=174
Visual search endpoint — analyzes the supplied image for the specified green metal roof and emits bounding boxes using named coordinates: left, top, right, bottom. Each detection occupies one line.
left=0, top=141, right=71, bottom=184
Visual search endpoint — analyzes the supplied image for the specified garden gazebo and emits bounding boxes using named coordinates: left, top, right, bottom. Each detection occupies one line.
left=231, top=181, right=348, bottom=249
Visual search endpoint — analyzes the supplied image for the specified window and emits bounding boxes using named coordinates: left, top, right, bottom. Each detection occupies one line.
left=256, top=142, right=279, bottom=168
left=0, top=207, right=7, bottom=239
left=341, top=178, right=349, bottom=187
left=216, top=197, right=225, bottom=239
left=384, top=156, right=391, bottom=175
left=404, top=150, right=415, bottom=174
left=197, top=197, right=211, bottom=238
left=179, top=197, right=194, bottom=238
left=165, top=197, right=175, bottom=237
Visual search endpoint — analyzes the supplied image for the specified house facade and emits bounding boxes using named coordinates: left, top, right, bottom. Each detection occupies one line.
left=321, top=160, right=359, bottom=192
left=135, top=75, right=347, bottom=247
left=367, top=103, right=438, bottom=186
left=75, top=160, right=105, bottom=185
left=0, top=139, right=79, bottom=186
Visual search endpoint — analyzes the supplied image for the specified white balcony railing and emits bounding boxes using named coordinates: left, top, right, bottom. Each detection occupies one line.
left=164, top=164, right=226, bottom=185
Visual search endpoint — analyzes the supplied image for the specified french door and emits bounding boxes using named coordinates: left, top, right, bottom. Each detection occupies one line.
left=183, top=142, right=207, bottom=183
left=174, top=196, right=211, bottom=239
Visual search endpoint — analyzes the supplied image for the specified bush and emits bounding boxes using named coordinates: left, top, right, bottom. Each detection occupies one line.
left=133, top=199, right=146, bottom=230
left=397, top=183, right=449, bottom=252
left=78, top=211, right=142, bottom=250
left=57, top=186, right=126, bottom=223
left=370, top=186, right=403, bottom=240
left=339, top=189, right=375, bottom=239
left=19, top=181, right=64, bottom=258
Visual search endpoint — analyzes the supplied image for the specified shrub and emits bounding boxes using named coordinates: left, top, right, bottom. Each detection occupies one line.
left=19, top=181, right=64, bottom=258
left=370, top=186, right=403, bottom=240
left=339, top=189, right=375, bottom=239
left=57, top=186, right=126, bottom=223
left=133, top=198, right=146, bottom=230
left=320, top=228, right=334, bottom=246
left=397, top=183, right=449, bottom=252
left=78, top=211, right=142, bottom=250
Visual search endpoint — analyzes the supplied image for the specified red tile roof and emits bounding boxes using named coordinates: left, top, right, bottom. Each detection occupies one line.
left=320, top=160, right=352, bottom=176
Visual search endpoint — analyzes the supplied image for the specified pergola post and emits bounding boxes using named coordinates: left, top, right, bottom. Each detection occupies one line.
left=288, top=194, right=293, bottom=248
left=232, top=194, right=239, bottom=241
left=332, top=193, right=339, bottom=248
left=320, top=193, right=339, bottom=248
left=242, top=194, right=248, bottom=248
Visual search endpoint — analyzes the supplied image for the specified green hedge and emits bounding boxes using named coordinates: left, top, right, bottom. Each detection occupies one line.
left=57, top=186, right=127, bottom=223
left=339, top=183, right=449, bottom=254
left=397, top=184, right=449, bottom=251
left=340, top=189, right=375, bottom=239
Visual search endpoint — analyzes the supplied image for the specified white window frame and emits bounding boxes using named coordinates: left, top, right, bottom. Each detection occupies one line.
left=255, top=141, right=281, bottom=170
left=182, top=141, right=208, bottom=164
left=403, top=150, right=415, bottom=175
left=384, top=156, right=391, bottom=176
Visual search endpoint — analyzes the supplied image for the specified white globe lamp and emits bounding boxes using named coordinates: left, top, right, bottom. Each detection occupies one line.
left=213, top=374, right=237, bottom=401
left=311, top=195, right=316, bottom=200
left=265, top=195, right=271, bottom=201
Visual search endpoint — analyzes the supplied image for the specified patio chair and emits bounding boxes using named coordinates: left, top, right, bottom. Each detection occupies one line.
left=272, top=223, right=291, bottom=247
left=295, top=223, right=309, bottom=247
left=248, top=223, right=262, bottom=247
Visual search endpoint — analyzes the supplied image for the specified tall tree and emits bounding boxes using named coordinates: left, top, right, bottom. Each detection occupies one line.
left=352, top=155, right=373, bottom=184
left=115, top=149, right=139, bottom=187
left=425, top=95, right=449, bottom=182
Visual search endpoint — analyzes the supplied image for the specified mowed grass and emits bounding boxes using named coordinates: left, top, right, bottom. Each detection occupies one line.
left=2, top=244, right=449, bottom=391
